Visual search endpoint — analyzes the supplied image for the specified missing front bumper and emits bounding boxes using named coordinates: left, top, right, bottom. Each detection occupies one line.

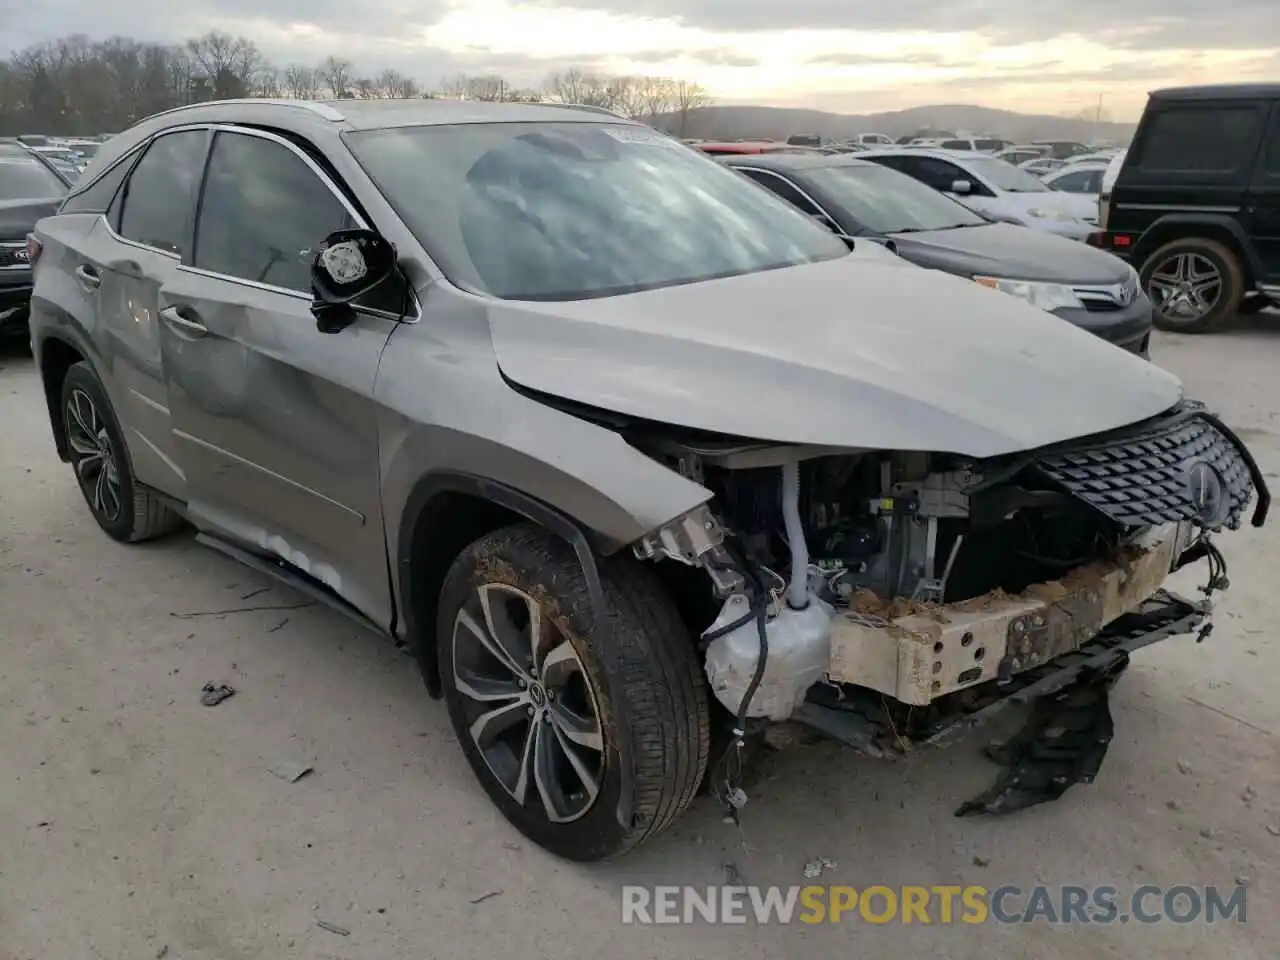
left=795, top=588, right=1208, bottom=759
left=827, top=529, right=1183, bottom=705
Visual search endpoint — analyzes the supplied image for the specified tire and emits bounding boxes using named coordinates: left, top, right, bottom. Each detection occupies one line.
left=1141, top=237, right=1244, bottom=334
left=61, top=361, right=182, bottom=542
left=435, top=522, right=710, bottom=860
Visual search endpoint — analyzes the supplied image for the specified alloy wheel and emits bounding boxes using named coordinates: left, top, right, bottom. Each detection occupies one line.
left=66, top=388, right=122, bottom=523
left=1147, top=252, right=1222, bottom=321
left=451, top=583, right=605, bottom=823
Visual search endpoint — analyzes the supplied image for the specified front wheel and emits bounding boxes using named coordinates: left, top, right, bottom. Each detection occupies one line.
left=435, top=523, right=710, bottom=860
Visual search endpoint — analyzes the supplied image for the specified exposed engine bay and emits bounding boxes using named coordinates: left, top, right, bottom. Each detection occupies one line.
left=631, top=400, right=1268, bottom=816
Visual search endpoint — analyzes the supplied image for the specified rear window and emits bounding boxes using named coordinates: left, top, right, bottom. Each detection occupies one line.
left=974, top=139, right=1003, bottom=152
left=1135, top=103, right=1264, bottom=173
left=0, top=153, right=68, bottom=200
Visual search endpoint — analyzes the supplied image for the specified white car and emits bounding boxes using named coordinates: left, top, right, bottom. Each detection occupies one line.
left=858, top=148, right=1098, bottom=239
left=1042, top=162, right=1109, bottom=211
left=853, top=133, right=897, bottom=147
left=1020, top=157, right=1068, bottom=176
left=936, top=137, right=1008, bottom=154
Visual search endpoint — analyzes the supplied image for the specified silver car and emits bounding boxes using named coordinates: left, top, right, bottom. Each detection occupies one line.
left=28, top=99, right=1267, bottom=860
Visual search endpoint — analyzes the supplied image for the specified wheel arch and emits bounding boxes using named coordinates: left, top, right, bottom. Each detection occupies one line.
left=1132, top=214, right=1262, bottom=286
left=397, top=473, right=609, bottom=700
left=34, top=331, right=92, bottom=462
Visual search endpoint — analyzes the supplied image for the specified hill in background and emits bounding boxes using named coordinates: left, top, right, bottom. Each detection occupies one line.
left=660, top=103, right=1136, bottom=144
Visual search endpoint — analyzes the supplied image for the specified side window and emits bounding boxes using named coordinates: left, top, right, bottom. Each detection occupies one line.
left=941, top=140, right=969, bottom=151
left=1136, top=103, right=1264, bottom=173
left=916, top=158, right=965, bottom=191
left=194, top=131, right=407, bottom=313
left=869, top=155, right=916, bottom=177
left=1051, top=170, right=1091, bottom=193
left=59, top=149, right=138, bottom=214
left=739, top=169, right=823, bottom=217
left=117, top=131, right=208, bottom=257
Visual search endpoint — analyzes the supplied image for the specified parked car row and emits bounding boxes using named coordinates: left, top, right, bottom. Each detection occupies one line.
left=718, top=152, right=1150, bottom=355
left=17, top=93, right=1268, bottom=863
left=0, top=142, right=70, bottom=340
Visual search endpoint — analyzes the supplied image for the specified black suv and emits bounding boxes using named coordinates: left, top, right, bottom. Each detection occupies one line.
left=1099, top=83, right=1280, bottom=333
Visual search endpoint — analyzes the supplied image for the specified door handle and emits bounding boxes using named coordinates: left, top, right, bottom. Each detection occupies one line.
left=74, top=264, right=101, bottom=291
left=160, top=305, right=208, bottom=338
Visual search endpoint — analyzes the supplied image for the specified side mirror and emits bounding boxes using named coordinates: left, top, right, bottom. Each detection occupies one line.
left=950, top=179, right=973, bottom=196
left=311, top=228, right=396, bottom=305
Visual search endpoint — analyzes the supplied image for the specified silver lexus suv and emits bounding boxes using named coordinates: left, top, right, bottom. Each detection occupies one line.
left=28, top=99, right=1267, bottom=860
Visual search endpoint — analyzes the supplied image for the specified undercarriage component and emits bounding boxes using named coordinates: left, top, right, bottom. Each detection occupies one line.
left=793, top=588, right=1207, bottom=759
left=955, top=656, right=1125, bottom=817
left=827, top=526, right=1182, bottom=705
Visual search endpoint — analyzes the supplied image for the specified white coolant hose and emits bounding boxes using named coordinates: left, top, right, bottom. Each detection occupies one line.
left=781, top=460, right=809, bottom=609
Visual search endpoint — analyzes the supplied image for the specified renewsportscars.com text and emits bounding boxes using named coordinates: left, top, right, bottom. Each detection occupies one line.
left=621, top=884, right=1247, bottom=925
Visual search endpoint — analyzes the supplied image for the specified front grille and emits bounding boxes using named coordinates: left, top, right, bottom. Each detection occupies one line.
left=1081, top=299, right=1120, bottom=313
left=0, top=242, right=28, bottom=270
left=1034, top=409, right=1255, bottom=529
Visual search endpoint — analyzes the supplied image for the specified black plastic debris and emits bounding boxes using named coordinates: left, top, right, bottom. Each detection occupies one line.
left=956, top=658, right=1126, bottom=817
left=200, top=682, right=236, bottom=707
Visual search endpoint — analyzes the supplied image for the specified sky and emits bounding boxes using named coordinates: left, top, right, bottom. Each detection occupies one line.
left=5, top=0, right=1280, bottom=118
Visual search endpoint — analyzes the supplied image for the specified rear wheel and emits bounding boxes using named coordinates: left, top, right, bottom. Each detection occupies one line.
left=1141, top=237, right=1244, bottom=333
left=61, top=361, right=181, bottom=542
left=435, top=522, right=709, bottom=860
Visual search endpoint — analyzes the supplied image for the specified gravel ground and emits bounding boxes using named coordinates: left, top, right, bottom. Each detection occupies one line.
left=2, top=321, right=1279, bottom=959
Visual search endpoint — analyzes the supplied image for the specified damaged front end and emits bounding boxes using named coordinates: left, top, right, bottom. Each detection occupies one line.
left=631, top=400, right=1269, bottom=817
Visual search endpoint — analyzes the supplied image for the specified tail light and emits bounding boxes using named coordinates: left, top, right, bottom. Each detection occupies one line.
left=25, top=233, right=42, bottom=266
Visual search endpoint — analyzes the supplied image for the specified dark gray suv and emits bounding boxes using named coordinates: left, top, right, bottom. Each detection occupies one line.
left=28, top=99, right=1265, bottom=860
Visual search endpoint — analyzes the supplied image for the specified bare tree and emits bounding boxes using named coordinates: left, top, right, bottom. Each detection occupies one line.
left=636, top=76, right=675, bottom=122
left=282, top=64, right=320, bottom=100
left=466, top=75, right=507, bottom=101
left=376, top=68, right=418, bottom=99
left=186, top=31, right=261, bottom=100
left=670, top=79, right=711, bottom=134
left=0, top=33, right=720, bottom=138
left=254, top=63, right=281, bottom=99
left=318, top=54, right=353, bottom=99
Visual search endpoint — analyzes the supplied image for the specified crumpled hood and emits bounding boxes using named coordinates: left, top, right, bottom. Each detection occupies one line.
left=891, top=222, right=1126, bottom=284
left=488, top=255, right=1182, bottom=459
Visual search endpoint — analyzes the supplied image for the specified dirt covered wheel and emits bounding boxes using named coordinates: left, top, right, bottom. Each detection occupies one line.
left=61, top=361, right=181, bottom=542
left=436, top=523, right=710, bottom=860
left=1141, top=237, right=1245, bottom=333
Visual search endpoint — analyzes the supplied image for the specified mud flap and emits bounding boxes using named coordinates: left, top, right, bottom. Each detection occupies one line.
left=955, top=655, right=1128, bottom=817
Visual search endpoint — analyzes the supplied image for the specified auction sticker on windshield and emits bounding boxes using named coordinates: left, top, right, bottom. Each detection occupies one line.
left=600, top=126, right=682, bottom=148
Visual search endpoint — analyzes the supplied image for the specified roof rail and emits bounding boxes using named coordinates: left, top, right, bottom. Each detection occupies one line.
left=539, top=102, right=629, bottom=120
left=136, top=98, right=347, bottom=126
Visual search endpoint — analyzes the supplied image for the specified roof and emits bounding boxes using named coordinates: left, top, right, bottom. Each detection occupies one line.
left=1149, top=82, right=1280, bottom=101
left=134, top=97, right=636, bottom=133
left=719, top=152, right=875, bottom=172
left=856, top=147, right=988, bottom=161
left=694, top=142, right=820, bottom=155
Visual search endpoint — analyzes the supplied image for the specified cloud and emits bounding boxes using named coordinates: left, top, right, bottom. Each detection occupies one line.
left=4, top=0, right=1278, bottom=116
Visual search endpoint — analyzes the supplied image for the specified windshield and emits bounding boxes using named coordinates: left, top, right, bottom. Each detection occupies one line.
left=0, top=154, right=68, bottom=200
left=805, top=163, right=986, bottom=233
left=962, top=157, right=1050, bottom=193
left=347, top=122, right=847, bottom=301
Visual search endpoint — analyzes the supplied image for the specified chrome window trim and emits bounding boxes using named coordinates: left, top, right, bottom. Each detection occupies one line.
left=731, top=165, right=842, bottom=226
left=101, top=121, right=421, bottom=322
left=59, top=140, right=147, bottom=208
